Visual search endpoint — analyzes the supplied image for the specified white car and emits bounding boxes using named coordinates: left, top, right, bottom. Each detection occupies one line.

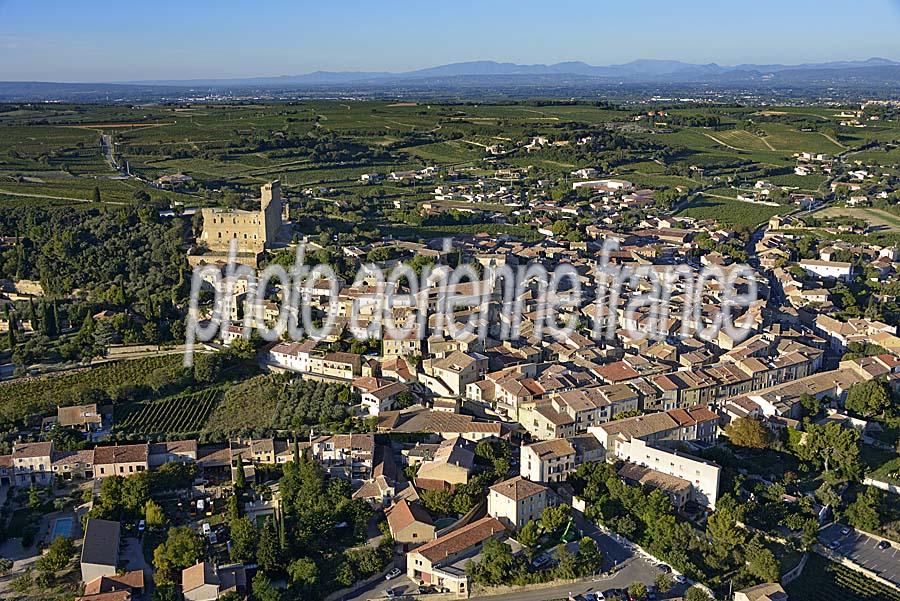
left=673, top=574, right=686, bottom=584
left=385, top=568, right=402, bottom=580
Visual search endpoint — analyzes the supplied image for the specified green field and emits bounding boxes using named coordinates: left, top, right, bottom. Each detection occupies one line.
left=676, top=195, right=789, bottom=228
left=116, top=388, right=223, bottom=435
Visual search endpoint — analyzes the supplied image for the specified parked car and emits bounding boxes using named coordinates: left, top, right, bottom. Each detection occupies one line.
left=386, top=588, right=398, bottom=599
left=828, top=540, right=840, bottom=550
left=878, top=540, right=892, bottom=550
left=137, top=519, right=145, bottom=533
left=673, top=574, right=686, bottom=584
left=416, top=585, right=436, bottom=594
left=385, top=568, right=402, bottom=580
left=841, top=526, right=851, bottom=536
left=657, top=564, right=672, bottom=573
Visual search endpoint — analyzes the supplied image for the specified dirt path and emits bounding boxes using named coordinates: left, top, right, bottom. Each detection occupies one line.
left=0, top=188, right=125, bottom=205
left=819, top=132, right=847, bottom=149
left=760, top=136, right=776, bottom=151
left=704, top=133, right=744, bottom=151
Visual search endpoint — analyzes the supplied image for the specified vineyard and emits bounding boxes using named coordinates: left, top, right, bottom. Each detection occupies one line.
left=0, top=355, right=186, bottom=424
left=786, top=553, right=900, bottom=601
left=116, top=389, right=222, bottom=435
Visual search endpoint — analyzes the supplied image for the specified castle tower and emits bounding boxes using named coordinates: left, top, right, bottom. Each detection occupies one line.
left=260, top=181, right=283, bottom=247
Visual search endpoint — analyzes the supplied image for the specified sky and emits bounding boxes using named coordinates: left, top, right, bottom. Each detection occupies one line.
left=2, top=0, right=900, bottom=82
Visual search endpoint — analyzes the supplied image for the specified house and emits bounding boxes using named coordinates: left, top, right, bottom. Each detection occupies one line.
left=81, top=571, right=144, bottom=601
left=799, top=259, right=853, bottom=281
left=80, top=519, right=121, bottom=584
left=57, top=404, right=103, bottom=431
left=427, top=351, right=487, bottom=397
left=149, top=440, right=198, bottom=468
left=520, top=438, right=576, bottom=484
left=182, top=561, right=247, bottom=601
left=310, top=433, right=375, bottom=481
left=93, top=444, right=149, bottom=478
left=416, top=435, right=475, bottom=487
left=266, top=340, right=316, bottom=373
left=617, top=463, right=692, bottom=510
left=385, top=499, right=435, bottom=548
left=487, top=476, right=550, bottom=528
left=613, top=437, right=721, bottom=509
left=12, top=441, right=54, bottom=487
left=734, top=583, right=788, bottom=601
left=359, top=380, right=409, bottom=416
left=406, top=516, right=506, bottom=595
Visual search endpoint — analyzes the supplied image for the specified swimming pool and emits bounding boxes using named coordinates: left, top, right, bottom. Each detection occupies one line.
left=50, top=517, right=73, bottom=540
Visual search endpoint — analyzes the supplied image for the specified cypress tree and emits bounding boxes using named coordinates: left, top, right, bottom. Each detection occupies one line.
left=234, top=459, right=246, bottom=490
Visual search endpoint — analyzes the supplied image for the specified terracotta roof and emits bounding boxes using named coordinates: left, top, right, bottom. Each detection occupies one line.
left=386, top=499, right=433, bottom=534
left=93, top=444, right=148, bottom=465
left=83, top=571, right=144, bottom=595
left=12, top=441, right=52, bottom=459
left=182, top=561, right=217, bottom=592
left=524, top=438, right=575, bottom=460
left=412, top=516, right=505, bottom=563
left=489, top=476, right=547, bottom=501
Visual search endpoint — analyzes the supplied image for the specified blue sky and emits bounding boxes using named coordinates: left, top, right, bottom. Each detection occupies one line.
left=2, top=0, right=900, bottom=82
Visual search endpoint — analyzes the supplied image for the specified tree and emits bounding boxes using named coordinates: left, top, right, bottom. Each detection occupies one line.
left=845, top=379, right=892, bottom=417
left=93, top=186, right=101, bottom=203
left=251, top=572, right=282, bottom=601
left=467, top=538, right=515, bottom=586
left=516, top=520, right=541, bottom=558
left=799, top=392, right=819, bottom=417
left=234, top=459, right=246, bottom=490
left=420, top=489, right=452, bottom=515
left=229, top=517, right=258, bottom=564
left=745, top=536, right=780, bottom=582
left=144, top=499, right=167, bottom=529
left=152, top=526, right=204, bottom=584
left=707, top=494, right=746, bottom=549
left=541, top=503, right=570, bottom=534
left=257, top=518, right=282, bottom=575
left=287, top=556, right=318, bottom=590
left=628, top=582, right=648, bottom=600
left=685, top=586, right=712, bottom=601
left=576, top=536, right=603, bottom=576
left=655, top=572, right=674, bottom=592
left=36, top=535, right=75, bottom=573
left=844, top=486, right=881, bottom=532
left=798, top=422, right=861, bottom=481
left=726, top=417, right=772, bottom=449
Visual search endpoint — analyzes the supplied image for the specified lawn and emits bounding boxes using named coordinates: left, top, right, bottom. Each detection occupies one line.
left=675, top=195, right=788, bottom=228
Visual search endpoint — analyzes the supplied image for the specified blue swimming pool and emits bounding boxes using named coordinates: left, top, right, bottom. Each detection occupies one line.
left=50, top=517, right=73, bottom=540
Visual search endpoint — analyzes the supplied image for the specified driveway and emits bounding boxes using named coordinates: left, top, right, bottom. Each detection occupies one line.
left=819, top=523, right=900, bottom=587
left=120, top=537, right=153, bottom=587
left=343, top=571, right=411, bottom=601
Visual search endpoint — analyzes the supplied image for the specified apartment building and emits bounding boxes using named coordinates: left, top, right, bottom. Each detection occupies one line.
left=487, top=476, right=550, bottom=528
left=520, top=438, right=576, bottom=484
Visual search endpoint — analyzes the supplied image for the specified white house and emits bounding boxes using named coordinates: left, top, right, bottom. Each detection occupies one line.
left=799, top=259, right=853, bottom=281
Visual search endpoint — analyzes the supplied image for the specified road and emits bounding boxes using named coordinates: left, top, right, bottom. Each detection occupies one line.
left=819, top=523, right=900, bottom=588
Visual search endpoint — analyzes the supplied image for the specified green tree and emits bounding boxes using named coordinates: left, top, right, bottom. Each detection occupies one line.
left=685, top=586, right=712, bottom=601
left=797, top=422, right=861, bottom=481
left=707, top=494, right=746, bottom=549
left=516, top=520, right=541, bottom=558
left=844, top=486, right=881, bottom=532
left=845, top=379, right=892, bottom=417
left=251, top=572, right=282, bottom=601
left=541, top=503, right=570, bottom=534
left=745, top=536, right=780, bottom=582
left=234, top=459, right=246, bottom=490
left=152, top=526, right=204, bottom=584
left=93, top=186, right=101, bottom=203
left=257, top=518, right=282, bottom=576
left=655, top=572, right=674, bottom=592
left=144, top=499, right=167, bottom=529
left=467, top=538, right=515, bottom=586
left=725, top=417, right=772, bottom=449
left=628, top=581, right=648, bottom=600
left=287, top=556, right=318, bottom=591
left=229, top=517, right=258, bottom=563
left=35, top=536, right=75, bottom=573
left=576, top=536, right=603, bottom=576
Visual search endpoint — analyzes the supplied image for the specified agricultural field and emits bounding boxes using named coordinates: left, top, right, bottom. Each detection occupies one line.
left=115, top=388, right=223, bottom=435
left=786, top=553, right=900, bottom=601
left=817, top=206, right=900, bottom=233
left=0, top=355, right=185, bottom=424
left=676, top=195, right=789, bottom=228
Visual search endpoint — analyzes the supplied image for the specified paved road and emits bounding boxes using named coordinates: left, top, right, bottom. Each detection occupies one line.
left=819, top=523, right=900, bottom=587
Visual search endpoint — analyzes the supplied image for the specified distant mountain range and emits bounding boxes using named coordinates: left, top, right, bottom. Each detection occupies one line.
left=2, top=58, right=900, bottom=101
left=122, top=57, right=900, bottom=87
